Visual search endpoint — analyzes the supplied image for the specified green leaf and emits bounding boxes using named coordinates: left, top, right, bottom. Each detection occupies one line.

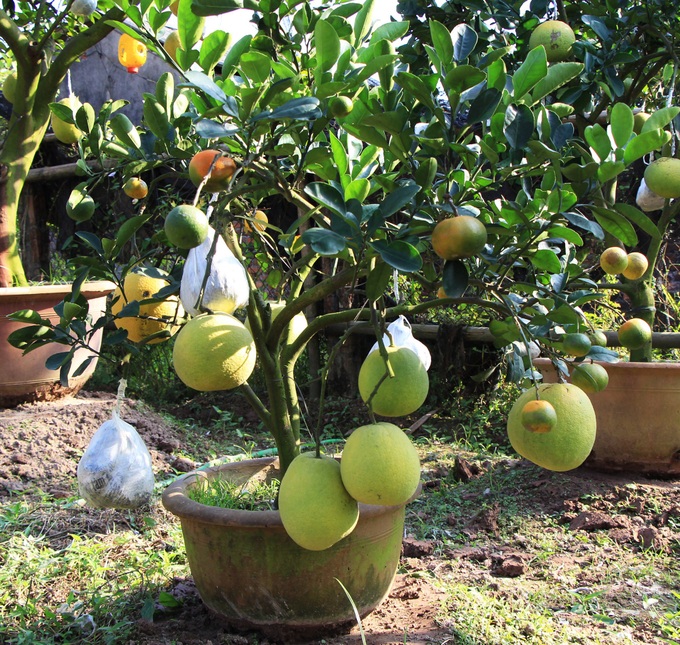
left=365, top=260, right=393, bottom=302
left=329, top=132, right=348, bottom=177
left=353, top=0, right=375, bottom=46
left=155, top=72, right=174, bottom=115
left=199, top=30, right=232, bottom=75
left=378, top=183, right=420, bottom=218
left=467, top=88, right=502, bottom=125
left=240, top=51, right=272, bottom=83
left=584, top=123, right=611, bottom=162
left=591, top=206, right=638, bottom=246
left=315, top=20, right=340, bottom=73
left=597, top=160, right=625, bottom=182
left=546, top=226, right=583, bottom=245
left=610, top=103, right=633, bottom=148
left=345, top=178, right=370, bottom=202
left=512, top=46, right=547, bottom=100
left=614, top=203, right=661, bottom=240
left=143, top=94, right=171, bottom=140
left=109, top=114, right=141, bottom=150
left=641, top=106, right=680, bottom=133
left=442, top=260, right=469, bottom=297
left=361, top=111, right=407, bottom=136
left=370, top=240, right=422, bottom=273
left=221, top=34, right=252, bottom=78
left=395, top=72, right=436, bottom=112
left=531, top=249, right=562, bottom=273
left=429, top=20, right=453, bottom=66
left=443, top=66, right=485, bottom=94
left=623, top=129, right=672, bottom=165
left=305, top=182, right=346, bottom=216
left=301, top=228, right=347, bottom=255
left=112, top=216, right=150, bottom=258
left=451, top=23, right=477, bottom=62
left=45, top=351, right=72, bottom=371
left=182, top=70, right=227, bottom=104
left=75, top=103, right=95, bottom=134
left=369, top=21, right=409, bottom=43
left=255, top=97, right=321, bottom=121
left=531, top=62, right=583, bottom=104
left=191, top=0, right=255, bottom=16
left=7, top=309, right=48, bottom=324
left=178, top=0, right=205, bottom=50
left=504, top=104, right=534, bottom=150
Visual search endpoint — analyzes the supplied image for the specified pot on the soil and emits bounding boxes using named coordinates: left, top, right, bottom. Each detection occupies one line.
left=162, top=456, right=412, bottom=641
left=536, top=359, right=680, bottom=477
left=0, top=281, right=115, bottom=407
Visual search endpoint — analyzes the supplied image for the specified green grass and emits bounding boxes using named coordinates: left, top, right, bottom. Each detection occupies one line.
left=187, top=476, right=280, bottom=511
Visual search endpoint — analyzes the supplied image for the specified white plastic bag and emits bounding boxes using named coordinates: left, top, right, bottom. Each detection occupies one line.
left=368, top=315, right=432, bottom=371
left=636, top=178, right=666, bottom=212
left=180, top=226, right=250, bottom=316
left=77, top=381, right=154, bottom=509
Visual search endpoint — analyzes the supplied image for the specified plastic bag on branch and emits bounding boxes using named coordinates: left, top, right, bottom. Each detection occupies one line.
left=77, top=380, right=155, bottom=509
left=636, top=178, right=666, bottom=212
left=180, top=226, right=249, bottom=316
left=368, top=315, right=432, bottom=371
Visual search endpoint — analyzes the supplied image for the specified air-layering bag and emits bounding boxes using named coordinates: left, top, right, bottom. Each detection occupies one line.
left=368, top=315, right=432, bottom=371
left=180, top=226, right=249, bottom=316
left=77, top=380, right=154, bottom=509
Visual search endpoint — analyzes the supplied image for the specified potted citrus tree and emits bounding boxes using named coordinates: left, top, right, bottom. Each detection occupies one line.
left=8, top=0, right=679, bottom=637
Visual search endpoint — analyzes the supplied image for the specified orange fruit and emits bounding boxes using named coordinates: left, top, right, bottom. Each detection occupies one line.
left=599, top=247, right=628, bottom=275
left=164, top=204, right=210, bottom=249
left=621, top=251, right=649, bottom=280
left=562, top=332, right=592, bottom=357
left=123, top=177, right=148, bottom=200
left=188, top=150, right=237, bottom=192
left=520, top=399, right=557, bottom=434
left=617, top=318, right=652, bottom=350
left=244, top=210, right=268, bottom=233
left=571, top=362, right=609, bottom=394
left=111, top=268, right=183, bottom=344
left=507, top=383, right=597, bottom=472
left=118, top=33, right=147, bottom=74
left=431, top=216, right=487, bottom=261
left=329, top=96, right=354, bottom=118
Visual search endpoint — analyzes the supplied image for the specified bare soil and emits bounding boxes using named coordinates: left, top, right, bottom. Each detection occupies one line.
left=1, top=391, right=679, bottom=644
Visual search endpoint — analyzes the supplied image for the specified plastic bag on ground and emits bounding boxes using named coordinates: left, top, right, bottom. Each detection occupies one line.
left=77, top=380, right=154, bottom=509
left=180, top=226, right=249, bottom=316
left=368, top=315, right=432, bottom=371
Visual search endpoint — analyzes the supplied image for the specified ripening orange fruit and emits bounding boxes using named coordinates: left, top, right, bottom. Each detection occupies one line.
left=188, top=150, right=237, bottom=192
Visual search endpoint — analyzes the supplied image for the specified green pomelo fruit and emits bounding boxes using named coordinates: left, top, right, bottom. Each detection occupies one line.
left=340, top=422, right=420, bottom=506
left=571, top=362, right=609, bottom=394
left=507, top=383, right=597, bottom=472
left=358, top=346, right=429, bottom=417
left=644, top=158, right=680, bottom=199
left=164, top=204, right=209, bottom=249
left=529, top=20, right=575, bottom=62
left=279, top=453, right=359, bottom=551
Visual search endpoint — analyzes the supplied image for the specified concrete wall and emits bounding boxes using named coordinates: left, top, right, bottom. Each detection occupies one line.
left=59, top=30, right=181, bottom=124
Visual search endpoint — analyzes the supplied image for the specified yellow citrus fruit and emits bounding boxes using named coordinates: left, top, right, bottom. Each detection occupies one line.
left=163, top=30, right=181, bottom=63
left=188, top=149, right=237, bottom=192
left=2, top=71, right=17, bottom=104
left=617, top=318, right=652, bottom=350
left=588, top=330, right=608, bottom=347
left=520, top=399, right=557, bottom=434
left=621, top=251, right=649, bottom=280
left=245, top=301, right=308, bottom=346
left=529, top=20, right=575, bottom=62
left=358, top=345, right=429, bottom=417
left=431, top=215, right=487, bottom=261
left=644, top=158, right=680, bottom=199
left=329, top=96, right=354, bottom=118
left=633, top=111, right=650, bottom=134
left=244, top=210, right=268, bottom=233
left=437, top=286, right=447, bottom=298
left=599, top=246, right=628, bottom=275
left=562, top=332, right=592, bottom=357
left=340, top=422, right=420, bottom=506
left=507, top=383, right=597, bottom=471
left=278, top=453, right=359, bottom=551
left=51, top=97, right=83, bottom=144
left=118, top=33, right=147, bottom=73
left=571, top=362, right=609, bottom=394
left=111, top=268, right=183, bottom=344
left=172, top=313, right=256, bottom=391
left=123, top=177, right=148, bottom=200
left=164, top=204, right=210, bottom=249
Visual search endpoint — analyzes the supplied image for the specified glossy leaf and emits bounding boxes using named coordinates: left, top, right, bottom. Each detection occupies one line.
left=442, top=260, right=469, bottom=298
left=451, top=23, right=477, bottom=62
left=512, top=46, right=547, bottom=100
left=610, top=103, right=634, bottom=148
left=429, top=20, right=453, bottom=66
left=365, top=260, right=393, bottom=302
left=615, top=203, right=661, bottom=240
left=467, top=88, right=502, bottom=125
left=378, top=183, right=420, bottom=218
left=182, top=70, right=227, bottom=104
left=531, top=62, right=583, bottom=104
left=301, top=228, right=347, bottom=255
left=504, top=104, right=534, bottom=150
left=315, top=20, right=340, bottom=73
left=199, top=30, right=232, bottom=75
left=623, top=129, right=671, bottom=165
left=305, top=182, right=346, bottom=216
left=109, top=114, right=141, bottom=150
left=370, top=240, right=422, bottom=273
left=591, top=207, right=638, bottom=246
left=221, top=34, right=252, bottom=78
left=584, top=123, right=611, bottom=162
left=531, top=249, right=562, bottom=273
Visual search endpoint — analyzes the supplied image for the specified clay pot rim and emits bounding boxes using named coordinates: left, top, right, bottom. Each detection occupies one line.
left=162, top=456, right=418, bottom=527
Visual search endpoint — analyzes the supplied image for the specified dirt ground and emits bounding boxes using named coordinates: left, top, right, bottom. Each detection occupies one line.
left=1, top=391, right=679, bottom=644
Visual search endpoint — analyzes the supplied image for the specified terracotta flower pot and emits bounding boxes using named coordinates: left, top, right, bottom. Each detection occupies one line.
left=0, top=281, right=115, bottom=407
left=162, top=457, right=412, bottom=641
left=536, top=359, right=680, bottom=477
